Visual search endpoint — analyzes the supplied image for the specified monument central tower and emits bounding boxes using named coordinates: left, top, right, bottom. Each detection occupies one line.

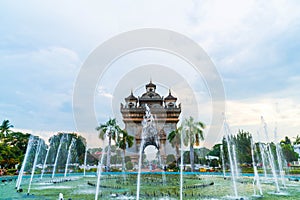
left=120, top=81, right=181, bottom=159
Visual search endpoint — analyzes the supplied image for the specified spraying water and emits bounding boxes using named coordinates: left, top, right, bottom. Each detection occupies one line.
left=157, top=151, right=166, bottom=185
left=16, top=135, right=34, bottom=191
left=258, top=142, right=268, bottom=178
left=274, top=125, right=286, bottom=188
left=251, top=137, right=263, bottom=196
left=220, top=144, right=226, bottom=178
left=180, top=127, right=184, bottom=200
left=41, top=138, right=52, bottom=179
left=136, top=139, right=145, bottom=200
left=83, top=145, right=88, bottom=176
left=136, top=104, right=160, bottom=199
left=95, top=132, right=108, bottom=200
left=121, top=149, right=126, bottom=181
left=64, top=138, right=76, bottom=177
left=232, top=144, right=239, bottom=180
left=52, top=134, right=65, bottom=178
left=28, top=139, right=42, bottom=194
left=261, top=117, right=280, bottom=192
left=223, top=118, right=238, bottom=198
left=274, top=104, right=287, bottom=188
left=275, top=143, right=286, bottom=187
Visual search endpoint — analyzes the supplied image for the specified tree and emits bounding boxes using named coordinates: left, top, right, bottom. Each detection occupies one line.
left=96, top=118, right=121, bottom=171
left=221, top=130, right=252, bottom=166
left=116, top=129, right=134, bottom=171
left=126, top=161, right=133, bottom=170
left=166, top=154, right=176, bottom=164
left=167, top=127, right=182, bottom=166
left=181, top=116, right=205, bottom=172
left=0, top=131, right=30, bottom=169
left=208, top=144, right=222, bottom=158
left=279, top=136, right=299, bottom=162
left=280, top=136, right=291, bottom=145
left=294, top=135, right=300, bottom=145
left=281, top=143, right=298, bottom=162
left=233, top=130, right=252, bottom=164
left=0, top=120, right=13, bottom=137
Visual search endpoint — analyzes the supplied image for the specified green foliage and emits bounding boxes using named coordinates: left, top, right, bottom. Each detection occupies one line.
left=96, top=118, right=121, bottom=141
left=47, top=132, right=87, bottom=170
left=281, top=142, right=299, bottom=162
left=209, top=159, right=219, bottom=168
left=110, top=167, right=122, bottom=172
left=195, top=147, right=210, bottom=158
left=166, top=154, right=176, bottom=164
left=96, top=118, right=122, bottom=171
left=294, top=135, right=300, bottom=145
left=110, top=154, right=122, bottom=164
left=180, top=117, right=205, bottom=172
left=167, top=161, right=178, bottom=171
left=183, top=151, right=199, bottom=164
left=0, top=126, right=30, bottom=169
left=208, top=144, right=222, bottom=157
left=125, top=156, right=131, bottom=163
left=222, top=129, right=252, bottom=164
left=116, top=129, right=134, bottom=152
left=0, top=119, right=14, bottom=137
left=83, top=148, right=99, bottom=165
left=125, top=161, right=133, bottom=170
left=167, top=128, right=181, bottom=164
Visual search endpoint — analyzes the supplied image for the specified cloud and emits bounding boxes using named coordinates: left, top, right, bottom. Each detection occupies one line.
left=97, top=86, right=113, bottom=99
left=225, top=96, right=300, bottom=143
left=0, top=46, right=81, bottom=131
left=1, top=1, right=300, bottom=148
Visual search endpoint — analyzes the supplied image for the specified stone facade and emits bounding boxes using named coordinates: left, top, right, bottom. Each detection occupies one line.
left=120, top=81, right=181, bottom=160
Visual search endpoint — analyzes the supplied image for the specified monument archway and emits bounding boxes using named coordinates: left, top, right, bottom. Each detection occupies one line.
left=121, top=81, right=180, bottom=160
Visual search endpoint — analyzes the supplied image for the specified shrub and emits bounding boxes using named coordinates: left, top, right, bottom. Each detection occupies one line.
left=126, top=161, right=133, bottom=170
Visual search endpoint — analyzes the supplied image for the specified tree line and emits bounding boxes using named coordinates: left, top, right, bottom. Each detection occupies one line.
left=1, top=118, right=299, bottom=175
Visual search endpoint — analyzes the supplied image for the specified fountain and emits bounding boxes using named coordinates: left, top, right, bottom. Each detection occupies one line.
left=6, top=114, right=299, bottom=199
left=251, top=137, right=263, bottom=197
left=94, top=130, right=108, bottom=200
left=16, top=135, right=34, bottom=191
left=27, top=138, right=42, bottom=195
left=136, top=104, right=161, bottom=200
left=41, top=138, right=52, bottom=179
left=275, top=143, right=286, bottom=187
left=64, top=137, right=76, bottom=177
left=261, top=117, right=280, bottom=193
left=180, top=127, right=184, bottom=200
left=274, top=125, right=286, bottom=188
left=232, top=144, right=239, bottom=180
left=52, top=134, right=65, bottom=178
left=223, top=118, right=239, bottom=198
left=220, top=144, right=226, bottom=178
left=258, top=140, right=268, bottom=178
left=83, top=145, right=88, bottom=176
left=136, top=136, right=145, bottom=200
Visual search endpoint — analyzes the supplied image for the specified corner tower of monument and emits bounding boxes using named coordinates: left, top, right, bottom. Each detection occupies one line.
left=120, top=81, right=181, bottom=158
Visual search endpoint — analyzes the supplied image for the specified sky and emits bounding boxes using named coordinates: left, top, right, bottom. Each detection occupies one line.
left=1, top=0, right=300, bottom=148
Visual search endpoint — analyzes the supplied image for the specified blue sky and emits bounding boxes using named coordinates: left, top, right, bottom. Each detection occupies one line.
left=1, top=1, right=300, bottom=147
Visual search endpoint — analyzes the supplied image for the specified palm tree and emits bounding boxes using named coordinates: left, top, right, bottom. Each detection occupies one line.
left=96, top=118, right=121, bottom=171
left=0, top=120, right=14, bottom=138
left=294, top=135, right=300, bottom=145
left=116, top=129, right=134, bottom=171
left=182, top=116, right=205, bottom=172
left=167, top=127, right=182, bottom=166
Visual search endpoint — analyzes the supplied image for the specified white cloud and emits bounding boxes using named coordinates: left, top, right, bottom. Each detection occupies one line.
left=1, top=0, right=300, bottom=148
left=225, top=96, right=300, bottom=143
left=97, top=86, right=113, bottom=99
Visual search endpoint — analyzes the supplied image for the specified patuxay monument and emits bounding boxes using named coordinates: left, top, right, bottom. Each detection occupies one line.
left=120, top=81, right=181, bottom=160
